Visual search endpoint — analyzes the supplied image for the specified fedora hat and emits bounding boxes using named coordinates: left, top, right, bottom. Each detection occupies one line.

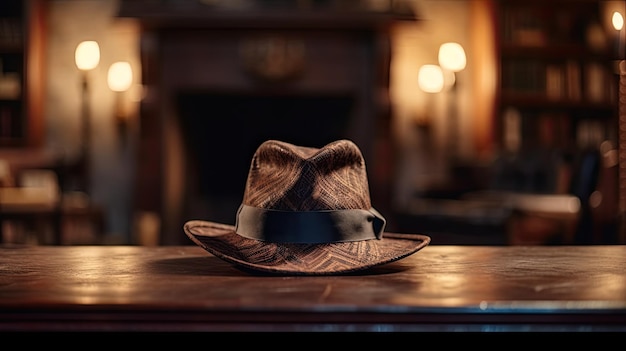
left=184, top=139, right=430, bottom=275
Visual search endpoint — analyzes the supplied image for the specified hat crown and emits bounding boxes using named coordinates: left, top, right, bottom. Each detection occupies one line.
left=242, top=139, right=371, bottom=211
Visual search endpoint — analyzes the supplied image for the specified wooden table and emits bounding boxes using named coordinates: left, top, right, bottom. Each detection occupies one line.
left=1, top=244, right=625, bottom=332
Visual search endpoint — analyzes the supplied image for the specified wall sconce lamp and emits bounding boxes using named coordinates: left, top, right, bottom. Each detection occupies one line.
left=74, top=40, right=100, bottom=195
left=107, top=61, right=133, bottom=140
left=613, top=11, right=624, bottom=58
left=438, top=42, right=466, bottom=160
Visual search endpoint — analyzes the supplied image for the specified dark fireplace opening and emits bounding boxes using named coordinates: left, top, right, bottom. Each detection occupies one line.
left=177, top=92, right=355, bottom=226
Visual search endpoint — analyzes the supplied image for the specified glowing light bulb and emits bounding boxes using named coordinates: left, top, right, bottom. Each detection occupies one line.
left=612, top=11, right=624, bottom=31
left=438, top=42, right=466, bottom=72
left=107, top=62, right=133, bottom=92
left=75, top=41, right=100, bottom=71
left=418, top=64, right=444, bottom=93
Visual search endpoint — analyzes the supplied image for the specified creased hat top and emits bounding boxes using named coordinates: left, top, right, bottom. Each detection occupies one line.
left=242, top=139, right=371, bottom=211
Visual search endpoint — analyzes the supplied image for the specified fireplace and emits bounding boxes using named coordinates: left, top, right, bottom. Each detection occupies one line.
left=119, top=1, right=417, bottom=244
left=178, top=92, right=355, bottom=226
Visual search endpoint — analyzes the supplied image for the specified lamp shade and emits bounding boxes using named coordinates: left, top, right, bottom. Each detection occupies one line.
left=613, top=11, right=624, bottom=31
left=438, top=42, right=466, bottom=72
left=75, top=41, right=100, bottom=71
left=418, top=64, right=444, bottom=93
left=107, top=62, right=133, bottom=92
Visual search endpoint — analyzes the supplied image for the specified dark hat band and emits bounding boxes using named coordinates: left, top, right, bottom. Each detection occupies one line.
left=235, top=204, right=386, bottom=244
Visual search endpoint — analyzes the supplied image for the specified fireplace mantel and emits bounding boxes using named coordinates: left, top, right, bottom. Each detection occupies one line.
left=118, top=0, right=418, bottom=28
left=120, top=0, right=418, bottom=244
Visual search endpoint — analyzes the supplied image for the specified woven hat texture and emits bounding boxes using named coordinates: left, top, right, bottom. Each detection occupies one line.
left=184, top=139, right=430, bottom=275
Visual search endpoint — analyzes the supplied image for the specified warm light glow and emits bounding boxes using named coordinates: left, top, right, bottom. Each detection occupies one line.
left=418, top=64, right=444, bottom=93
left=438, top=42, right=466, bottom=72
left=613, top=11, right=624, bottom=31
left=75, top=41, right=100, bottom=71
left=107, top=62, right=133, bottom=92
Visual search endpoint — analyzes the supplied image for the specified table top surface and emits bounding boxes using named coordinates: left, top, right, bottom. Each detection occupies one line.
left=1, top=244, right=625, bottom=332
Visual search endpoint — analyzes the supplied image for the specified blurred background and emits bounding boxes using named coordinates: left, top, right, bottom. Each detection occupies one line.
left=0, top=0, right=624, bottom=246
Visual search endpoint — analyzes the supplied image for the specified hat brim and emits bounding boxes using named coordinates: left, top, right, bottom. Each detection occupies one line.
left=184, top=220, right=431, bottom=275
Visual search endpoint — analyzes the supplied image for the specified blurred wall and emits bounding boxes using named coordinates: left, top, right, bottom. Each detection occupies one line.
left=390, top=0, right=474, bottom=208
left=42, top=0, right=472, bottom=242
left=45, top=0, right=140, bottom=243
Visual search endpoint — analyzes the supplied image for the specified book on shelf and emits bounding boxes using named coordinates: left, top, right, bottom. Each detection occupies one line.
left=536, top=112, right=570, bottom=149
left=0, top=18, right=23, bottom=47
left=545, top=64, right=564, bottom=100
left=576, top=119, right=606, bottom=149
left=565, top=60, right=581, bottom=102
left=502, top=107, right=521, bottom=152
left=584, top=62, right=602, bottom=103
left=1, top=105, right=12, bottom=138
left=502, top=6, right=547, bottom=46
left=502, top=59, right=545, bottom=96
left=0, top=104, right=20, bottom=140
left=502, top=107, right=574, bottom=152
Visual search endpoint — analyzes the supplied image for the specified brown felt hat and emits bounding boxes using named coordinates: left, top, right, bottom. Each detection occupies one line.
left=184, top=139, right=430, bottom=275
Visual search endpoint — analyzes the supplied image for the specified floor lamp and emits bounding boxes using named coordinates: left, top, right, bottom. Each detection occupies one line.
left=417, top=64, right=444, bottom=147
left=612, top=11, right=626, bottom=243
left=415, top=64, right=444, bottom=188
left=438, top=42, right=466, bottom=161
left=107, top=61, right=133, bottom=144
left=74, top=41, right=100, bottom=196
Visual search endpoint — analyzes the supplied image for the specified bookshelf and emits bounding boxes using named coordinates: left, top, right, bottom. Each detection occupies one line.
left=0, top=0, right=46, bottom=148
left=494, top=0, right=619, bottom=154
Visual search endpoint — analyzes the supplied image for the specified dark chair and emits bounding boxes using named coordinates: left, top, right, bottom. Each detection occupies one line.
left=496, top=148, right=601, bottom=245
left=394, top=147, right=603, bottom=245
left=569, top=148, right=601, bottom=244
